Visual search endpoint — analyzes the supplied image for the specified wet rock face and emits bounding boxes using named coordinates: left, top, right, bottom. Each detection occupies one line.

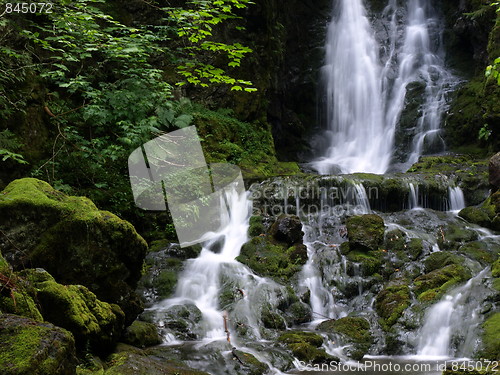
left=0, top=178, right=148, bottom=324
left=0, top=314, right=77, bottom=375
left=346, top=214, right=385, bottom=252
left=490, top=152, right=500, bottom=191
left=269, top=214, right=304, bottom=246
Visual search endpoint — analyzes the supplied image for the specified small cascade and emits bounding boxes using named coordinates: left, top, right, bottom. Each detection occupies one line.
left=353, top=183, right=371, bottom=214
left=448, top=186, right=465, bottom=212
left=408, top=182, right=420, bottom=209
left=416, top=269, right=489, bottom=358
left=153, top=186, right=251, bottom=340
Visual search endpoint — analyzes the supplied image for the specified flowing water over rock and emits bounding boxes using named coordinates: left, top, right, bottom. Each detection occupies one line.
left=313, top=0, right=458, bottom=174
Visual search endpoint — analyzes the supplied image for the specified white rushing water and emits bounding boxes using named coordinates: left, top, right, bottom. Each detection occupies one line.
left=314, top=0, right=456, bottom=174
left=154, top=185, right=251, bottom=339
left=416, top=269, right=489, bottom=358
left=313, top=0, right=389, bottom=174
left=448, top=186, right=466, bottom=212
left=408, top=182, right=420, bottom=209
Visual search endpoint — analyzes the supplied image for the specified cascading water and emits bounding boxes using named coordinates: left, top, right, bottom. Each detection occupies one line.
left=385, top=0, right=457, bottom=168
left=153, top=186, right=251, bottom=340
left=416, top=269, right=490, bottom=358
left=448, top=186, right=466, bottom=212
left=313, top=0, right=456, bottom=174
left=313, top=0, right=390, bottom=174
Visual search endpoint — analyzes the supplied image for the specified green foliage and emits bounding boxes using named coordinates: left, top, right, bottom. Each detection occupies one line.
left=479, top=123, right=493, bottom=140
left=0, top=130, right=27, bottom=164
left=166, top=0, right=256, bottom=91
left=486, top=2, right=500, bottom=84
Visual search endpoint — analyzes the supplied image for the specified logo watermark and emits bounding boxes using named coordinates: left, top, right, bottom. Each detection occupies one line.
left=128, top=126, right=245, bottom=247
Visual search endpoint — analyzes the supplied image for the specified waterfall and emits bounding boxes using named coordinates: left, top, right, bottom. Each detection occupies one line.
left=416, top=269, right=489, bottom=358
left=313, top=0, right=390, bottom=174
left=353, top=183, right=371, bottom=214
left=386, top=0, right=456, bottom=167
left=408, top=182, right=420, bottom=209
left=314, top=0, right=456, bottom=174
left=448, top=186, right=465, bottom=212
left=153, top=186, right=251, bottom=339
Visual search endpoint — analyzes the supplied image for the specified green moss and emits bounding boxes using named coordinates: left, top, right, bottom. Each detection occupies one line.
left=375, top=281, right=411, bottom=329
left=424, top=252, right=464, bottom=273
left=493, top=259, right=500, bottom=278
left=237, top=236, right=306, bottom=282
left=278, top=331, right=324, bottom=347
left=0, top=314, right=76, bottom=374
left=0, top=249, right=9, bottom=274
left=278, top=331, right=333, bottom=364
left=414, top=264, right=472, bottom=302
left=0, top=178, right=147, bottom=324
left=480, top=313, right=500, bottom=360
left=35, top=279, right=124, bottom=351
left=123, top=321, right=161, bottom=348
left=232, top=350, right=269, bottom=375
left=0, top=290, right=43, bottom=321
left=248, top=215, right=265, bottom=237
left=346, top=214, right=385, bottom=252
left=317, top=317, right=373, bottom=361
left=261, top=304, right=286, bottom=329
left=346, top=251, right=383, bottom=276
left=459, top=241, right=498, bottom=266
left=437, top=224, right=479, bottom=251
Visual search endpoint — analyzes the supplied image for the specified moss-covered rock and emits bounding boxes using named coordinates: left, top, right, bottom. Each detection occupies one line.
left=122, top=320, right=161, bottom=348
left=278, top=331, right=334, bottom=364
left=423, top=252, right=464, bottom=273
left=0, top=313, right=77, bottom=375
left=375, top=280, right=411, bottom=329
left=437, top=223, right=479, bottom=251
left=479, top=312, right=500, bottom=360
left=316, top=317, right=373, bottom=361
left=346, top=251, right=384, bottom=276
left=232, top=350, right=269, bottom=375
left=413, top=264, right=472, bottom=302
left=237, top=236, right=307, bottom=283
left=459, top=191, right=500, bottom=231
left=0, top=178, right=148, bottom=324
left=285, top=301, right=312, bottom=325
left=33, top=276, right=125, bottom=353
left=104, top=344, right=210, bottom=375
left=458, top=241, right=498, bottom=266
left=346, top=214, right=385, bottom=252
left=261, top=304, right=287, bottom=329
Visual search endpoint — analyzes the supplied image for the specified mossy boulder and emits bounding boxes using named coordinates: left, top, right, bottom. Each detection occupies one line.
left=278, top=331, right=334, bottom=364
left=317, top=317, right=373, bottom=360
left=0, top=260, right=43, bottom=321
left=413, top=264, right=472, bottom=302
left=459, top=192, right=500, bottom=231
left=458, top=241, right=498, bottom=266
left=285, top=301, right=312, bottom=325
left=375, top=280, right=411, bottom=329
left=232, top=350, right=269, bottom=375
left=479, top=312, right=500, bottom=360
left=104, top=344, right=210, bottom=375
left=346, top=214, right=385, bottom=252
left=33, top=275, right=125, bottom=353
left=152, top=303, right=202, bottom=341
left=261, top=304, right=287, bottom=329
left=437, top=223, right=479, bottom=251
left=237, top=236, right=307, bottom=283
left=0, top=178, right=148, bottom=324
left=490, top=152, right=500, bottom=190
left=346, top=250, right=384, bottom=276
left=122, top=320, right=161, bottom=348
left=423, top=252, right=464, bottom=273
left=0, top=313, right=77, bottom=375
